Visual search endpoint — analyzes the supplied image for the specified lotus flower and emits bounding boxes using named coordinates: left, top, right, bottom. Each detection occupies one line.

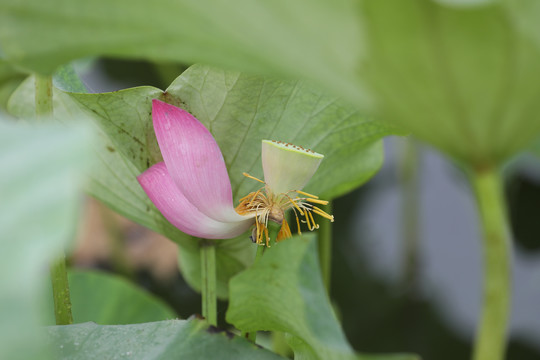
left=138, top=100, right=333, bottom=245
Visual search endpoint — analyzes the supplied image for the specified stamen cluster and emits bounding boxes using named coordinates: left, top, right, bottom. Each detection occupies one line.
left=236, top=172, right=334, bottom=247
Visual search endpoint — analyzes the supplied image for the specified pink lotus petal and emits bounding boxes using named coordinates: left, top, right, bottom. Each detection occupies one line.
left=152, top=100, right=244, bottom=223
left=138, top=162, right=254, bottom=239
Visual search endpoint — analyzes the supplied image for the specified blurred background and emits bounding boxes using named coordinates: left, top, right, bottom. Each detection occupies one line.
left=50, top=58, right=540, bottom=360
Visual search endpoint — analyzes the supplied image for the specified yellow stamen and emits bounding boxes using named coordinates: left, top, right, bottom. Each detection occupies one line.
left=243, top=172, right=265, bottom=184
left=308, top=210, right=318, bottom=229
left=304, top=210, right=313, bottom=231
left=312, top=206, right=335, bottom=222
left=295, top=190, right=318, bottom=199
left=289, top=197, right=304, bottom=216
left=264, top=226, right=270, bottom=247
left=277, top=218, right=292, bottom=242
left=255, top=220, right=261, bottom=244
left=248, top=189, right=261, bottom=204
left=238, top=191, right=255, bottom=203
left=306, top=198, right=329, bottom=205
left=295, top=215, right=302, bottom=235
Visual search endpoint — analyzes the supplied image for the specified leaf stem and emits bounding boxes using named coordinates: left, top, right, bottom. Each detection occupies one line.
left=50, top=254, right=74, bottom=325
left=471, top=167, right=510, bottom=360
left=36, top=74, right=74, bottom=325
left=200, top=240, right=217, bottom=326
left=35, top=75, right=53, bottom=119
left=317, top=202, right=333, bottom=293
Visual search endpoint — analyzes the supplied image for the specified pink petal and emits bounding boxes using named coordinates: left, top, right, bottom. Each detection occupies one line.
left=138, top=162, right=254, bottom=239
left=152, top=100, right=243, bottom=222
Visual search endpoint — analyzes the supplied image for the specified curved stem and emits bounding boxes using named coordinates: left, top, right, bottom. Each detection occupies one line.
left=200, top=240, right=217, bottom=326
left=36, top=74, right=74, bottom=325
left=317, top=202, right=333, bottom=293
left=471, top=168, right=511, bottom=360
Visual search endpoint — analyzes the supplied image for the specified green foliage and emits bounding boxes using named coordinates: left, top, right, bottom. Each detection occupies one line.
left=226, top=235, right=419, bottom=360
left=46, top=318, right=285, bottom=360
left=44, top=270, right=176, bottom=325
left=0, top=118, right=92, bottom=360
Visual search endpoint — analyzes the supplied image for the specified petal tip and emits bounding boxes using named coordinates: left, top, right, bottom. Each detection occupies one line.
left=152, top=98, right=170, bottom=112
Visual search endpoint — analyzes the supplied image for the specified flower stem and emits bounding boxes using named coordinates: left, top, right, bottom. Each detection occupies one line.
left=317, top=202, right=333, bottom=293
left=200, top=240, right=217, bottom=326
left=35, top=74, right=74, bottom=325
left=50, top=254, right=74, bottom=325
left=471, top=167, right=511, bottom=360
left=35, top=75, right=53, bottom=120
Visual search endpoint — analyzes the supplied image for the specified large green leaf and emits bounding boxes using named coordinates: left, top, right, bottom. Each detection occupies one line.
left=0, top=118, right=92, bottom=360
left=360, top=0, right=540, bottom=166
left=47, top=318, right=285, bottom=360
left=0, top=0, right=364, bottom=102
left=43, top=270, right=175, bottom=325
left=226, top=235, right=418, bottom=360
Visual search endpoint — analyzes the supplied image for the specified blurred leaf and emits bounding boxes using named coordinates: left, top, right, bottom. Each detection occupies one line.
left=46, top=318, right=285, bottom=360
left=226, top=235, right=419, bottom=360
left=360, top=0, right=540, bottom=166
left=0, top=118, right=92, bottom=360
left=0, top=0, right=364, bottom=102
left=44, top=270, right=175, bottom=325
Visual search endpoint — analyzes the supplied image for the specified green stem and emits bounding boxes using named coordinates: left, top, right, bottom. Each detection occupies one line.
left=200, top=240, right=217, bottom=326
left=36, top=74, right=74, bottom=325
left=35, top=75, right=53, bottom=119
left=471, top=168, right=511, bottom=360
left=318, top=202, right=333, bottom=293
left=50, top=255, right=74, bottom=325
